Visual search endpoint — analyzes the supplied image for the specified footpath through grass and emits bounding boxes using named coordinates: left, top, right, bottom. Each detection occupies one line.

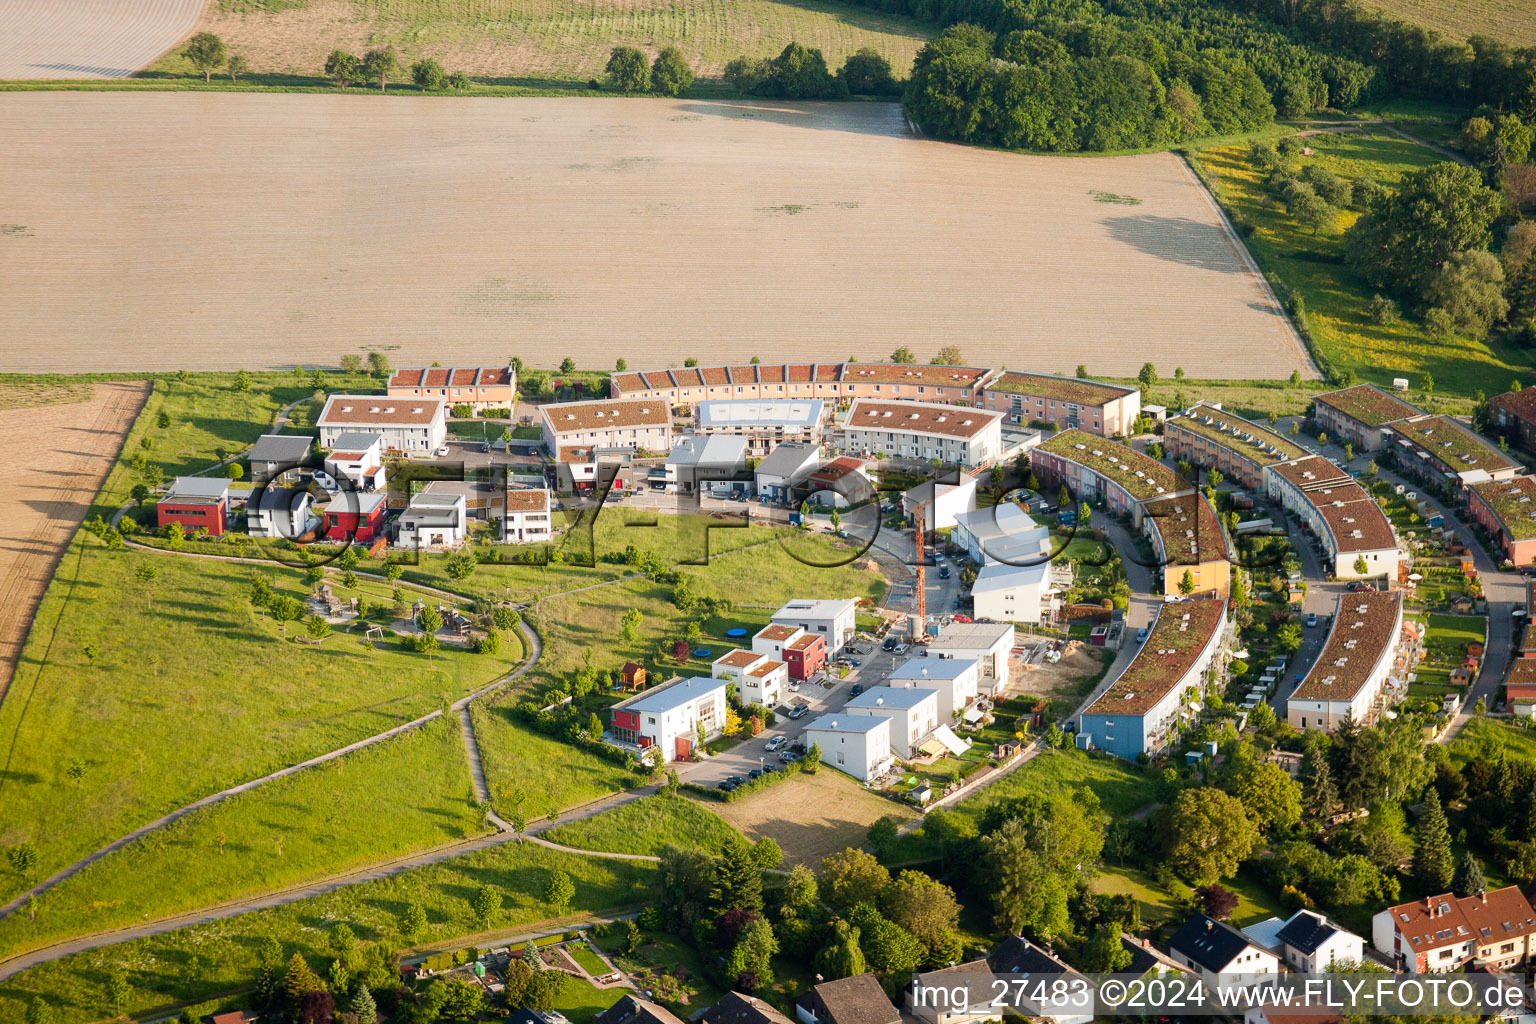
left=0, top=538, right=524, bottom=907
left=1192, top=130, right=1526, bottom=398
left=0, top=843, right=653, bottom=1024
left=0, top=717, right=481, bottom=959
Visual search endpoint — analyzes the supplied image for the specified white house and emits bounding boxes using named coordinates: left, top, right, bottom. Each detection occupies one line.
left=608, top=675, right=729, bottom=763
left=711, top=649, right=787, bottom=707
left=540, top=398, right=672, bottom=463
left=317, top=395, right=447, bottom=454
left=664, top=435, right=749, bottom=496
left=1245, top=910, right=1364, bottom=973
left=1168, top=914, right=1279, bottom=990
left=503, top=487, right=553, bottom=545
left=752, top=623, right=804, bottom=662
left=842, top=685, right=939, bottom=758
left=1264, top=458, right=1400, bottom=579
left=397, top=491, right=467, bottom=549
left=755, top=442, right=821, bottom=504
left=888, top=657, right=979, bottom=722
left=247, top=485, right=317, bottom=540
left=970, top=560, right=1054, bottom=625
left=841, top=399, right=1004, bottom=468
left=902, top=477, right=978, bottom=531
left=1287, top=591, right=1404, bottom=731
left=323, top=431, right=387, bottom=492
left=771, top=598, right=858, bottom=655
left=952, top=504, right=1051, bottom=565
left=924, top=621, right=1016, bottom=696
left=695, top=399, right=824, bottom=456
left=802, top=715, right=893, bottom=782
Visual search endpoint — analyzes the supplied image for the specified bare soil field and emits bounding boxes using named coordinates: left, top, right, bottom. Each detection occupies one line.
left=0, top=94, right=1315, bottom=379
left=0, top=0, right=206, bottom=79
left=0, top=382, right=147, bottom=697
left=703, top=770, right=914, bottom=865
left=154, top=0, right=926, bottom=83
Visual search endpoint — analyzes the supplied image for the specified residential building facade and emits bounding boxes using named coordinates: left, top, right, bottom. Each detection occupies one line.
left=1468, top=476, right=1536, bottom=566
left=322, top=490, right=388, bottom=542
left=1489, top=388, right=1536, bottom=452
left=540, top=399, right=672, bottom=462
left=980, top=372, right=1140, bottom=437
left=247, top=433, right=312, bottom=485
left=503, top=487, right=553, bottom=545
left=1163, top=402, right=1309, bottom=491
left=711, top=649, right=787, bottom=707
left=1372, top=887, right=1536, bottom=973
left=1143, top=494, right=1230, bottom=599
left=323, top=431, right=387, bottom=492
left=771, top=598, right=859, bottom=654
left=923, top=622, right=1015, bottom=695
left=888, top=657, right=979, bottom=722
left=396, top=491, right=467, bottom=549
left=1168, top=914, right=1280, bottom=989
left=1265, top=458, right=1400, bottom=579
left=841, top=400, right=1003, bottom=468
left=1287, top=591, right=1405, bottom=731
left=801, top=715, right=894, bottom=782
left=1311, top=385, right=1421, bottom=452
left=157, top=477, right=230, bottom=536
left=317, top=395, right=447, bottom=453
left=608, top=676, right=729, bottom=763
left=387, top=366, right=516, bottom=414
left=1032, top=429, right=1192, bottom=525
left=612, top=363, right=995, bottom=410
left=1384, top=414, right=1519, bottom=489
left=695, top=399, right=824, bottom=455
left=842, top=685, right=939, bottom=758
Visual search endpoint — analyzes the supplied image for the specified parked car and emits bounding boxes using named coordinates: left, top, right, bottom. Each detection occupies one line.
left=728, top=775, right=747, bottom=786
left=934, top=552, right=946, bottom=563
left=1306, top=612, right=1318, bottom=627
left=779, top=751, right=802, bottom=763
left=749, top=768, right=763, bottom=779
left=850, top=683, right=864, bottom=697
left=882, top=637, right=899, bottom=651
left=718, top=779, right=737, bottom=792
left=435, top=446, right=450, bottom=457
left=894, top=643, right=910, bottom=655
left=846, top=657, right=863, bottom=667
left=765, top=736, right=787, bottom=752
left=789, top=679, right=801, bottom=691
left=788, top=704, right=809, bottom=719
left=1135, top=627, right=1148, bottom=643
left=762, top=762, right=780, bottom=773
left=939, top=566, right=951, bottom=579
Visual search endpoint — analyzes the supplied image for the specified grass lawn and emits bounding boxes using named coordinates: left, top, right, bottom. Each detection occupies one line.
left=1449, top=717, right=1536, bottom=766
left=0, top=844, right=653, bottom=1024
left=546, top=973, right=618, bottom=1024
left=564, top=940, right=612, bottom=977
left=603, top=930, right=725, bottom=1012
left=0, top=717, right=481, bottom=959
left=1192, top=131, right=1527, bottom=398
left=1094, top=863, right=1282, bottom=933
left=543, top=795, right=739, bottom=857
left=0, top=538, right=525, bottom=906
left=471, top=705, right=634, bottom=823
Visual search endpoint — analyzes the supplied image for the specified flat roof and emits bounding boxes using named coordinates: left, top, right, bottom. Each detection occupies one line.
left=319, top=395, right=444, bottom=426
left=544, top=398, right=669, bottom=434
left=984, top=371, right=1135, bottom=406
left=889, top=657, right=975, bottom=681
left=714, top=649, right=762, bottom=670
left=1167, top=403, right=1306, bottom=464
left=926, top=621, right=1015, bottom=650
left=698, top=399, right=824, bottom=428
left=1270, top=456, right=1351, bottom=492
left=774, top=598, right=857, bottom=620
left=1291, top=591, right=1402, bottom=703
left=755, top=442, right=820, bottom=477
left=756, top=623, right=800, bottom=642
left=1388, top=415, right=1518, bottom=475
left=616, top=675, right=726, bottom=714
left=845, top=399, right=1001, bottom=441
left=1144, top=494, right=1228, bottom=566
left=1084, top=600, right=1226, bottom=716
left=249, top=433, right=313, bottom=461
left=1472, top=477, right=1536, bottom=541
left=970, top=559, right=1051, bottom=592
left=844, top=685, right=937, bottom=710
left=164, top=476, right=231, bottom=501
left=668, top=434, right=748, bottom=468
left=504, top=488, right=551, bottom=513
left=1036, top=429, right=1188, bottom=501
left=1490, top=388, right=1536, bottom=425
left=1314, top=384, right=1420, bottom=428
left=803, top=714, right=888, bottom=735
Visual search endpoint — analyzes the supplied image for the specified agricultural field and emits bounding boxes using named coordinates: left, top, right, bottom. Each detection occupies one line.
left=0, top=381, right=147, bottom=697
left=0, top=0, right=205, bottom=80
left=0, top=842, right=653, bottom=1023
left=0, top=94, right=1314, bottom=379
left=0, top=717, right=482, bottom=959
left=148, top=0, right=928, bottom=85
left=1359, top=0, right=1536, bottom=45
left=542, top=795, right=739, bottom=856
left=703, top=769, right=915, bottom=866
left=1194, top=129, right=1529, bottom=397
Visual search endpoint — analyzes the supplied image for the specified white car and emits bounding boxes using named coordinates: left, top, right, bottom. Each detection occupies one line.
left=435, top=446, right=450, bottom=457
left=765, top=736, right=787, bottom=752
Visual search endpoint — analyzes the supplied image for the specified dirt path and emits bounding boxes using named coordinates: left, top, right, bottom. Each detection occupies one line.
left=0, top=380, right=148, bottom=699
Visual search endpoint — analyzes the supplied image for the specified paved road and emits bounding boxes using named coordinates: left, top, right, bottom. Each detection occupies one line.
left=1068, top=516, right=1158, bottom=730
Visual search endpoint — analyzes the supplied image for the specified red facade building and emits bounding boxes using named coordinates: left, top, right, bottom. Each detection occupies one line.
left=322, top=491, right=389, bottom=543
left=783, top=632, right=827, bottom=680
left=156, top=478, right=230, bottom=537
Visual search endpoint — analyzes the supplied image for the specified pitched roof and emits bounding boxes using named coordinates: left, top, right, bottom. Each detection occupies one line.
left=1169, top=913, right=1260, bottom=973
left=319, top=395, right=445, bottom=426
left=1490, top=388, right=1536, bottom=424
left=593, top=995, right=687, bottom=1024
left=1314, top=384, right=1420, bottom=427
left=1274, top=910, right=1342, bottom=955
left=1291, top=592, right=1402, bottom=703
left=248, top=433, right=313, bottom=462
left=702, top=992, right=796, bottom=1024
left=803, top=973, right=899, bottom=1024
left=389, top=366, right=513, bottom=388
left=1084, top=600, right=1226, bottom=716
left=1120, top=934, right=1191, bottom=977
left=989, top=934, right=1082, bottom=976
left=756, top=442, right=820, bottom=478
left=984, top=371, right=1134, bottom=405
left=543, top=398, right=669, bottom=433
left=845, top=399, right=1001, bottom=441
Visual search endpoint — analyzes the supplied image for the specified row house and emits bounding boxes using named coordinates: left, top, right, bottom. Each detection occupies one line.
left=1163, top=401, right=1309, bottom=491
left=1383, top=414, right=1519, bottom=491
left=979, top=371, right=1140, bottom=438
left=1031, top=429, right=1193, bottom=526
left=1264, top=457, right=1400, bottom=579
left=386, top=366, right=516, bottom=414
left=1467, top=476, right=1536, bottom=567
left=611, top=362, right=996, bottom=411
left=1311, top=384, right=1421, bottom=452
left=1287, top=591, right=1405, bottom=731
left=840, top=399, right=1003, bottom=468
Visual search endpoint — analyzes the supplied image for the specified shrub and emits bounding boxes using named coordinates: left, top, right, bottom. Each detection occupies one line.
left=412, top=58, right=449, bottom=90
left=650, top=47, right=695, bottom=97
left=1367, top=293, right=1400, bottom=325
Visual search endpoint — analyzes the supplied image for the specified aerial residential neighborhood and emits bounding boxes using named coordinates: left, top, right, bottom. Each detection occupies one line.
left=2, top=3, right=1536, bottom=1020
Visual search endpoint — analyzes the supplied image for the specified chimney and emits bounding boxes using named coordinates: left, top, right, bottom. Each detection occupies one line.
left=1205, top=920, right=1214, bottom=931
left=1480, top=890, right=1487, bottom=903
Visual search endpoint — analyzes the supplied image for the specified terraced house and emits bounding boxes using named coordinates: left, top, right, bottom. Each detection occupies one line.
left=1078, top=599, right=1229, bottom=761
left=1287, top=591, right=1406, bottom=731
left=1383, top=414, right=1520, bottom=490
left=1142, top=494, right=1230, bottom=599
left=1489, top=388, right=1536, bottom=453
left=1163, top=402, right=1308, bottom=491
left=539, top=398, right=672, bottom=462
left=1311, top=384, right=1421, bottom=452
left=1031, top=429, right=1193, bottom=525
left=978, top=372, right=1140, bottom=437
left=610, top=362, right=995, bottom=410
left=386, top=365, right=516, bottom=414
left=841, top=399, right=1003, bottom=467
left=317, top=395, right=448, bottom=453
left=1469, top=476, right=1536, bottom=567
left=1265, top=457, right=1400, bottom=579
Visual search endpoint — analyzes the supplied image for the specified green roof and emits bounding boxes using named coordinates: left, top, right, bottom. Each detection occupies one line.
left=1167, top=404, right=1307, bottom=465
left=1037, top=429, right=1188, bottom=501
left=1084, top=600, right=1226, bottom=715
left=1389, top=415, right=1517, bottom=475
left=985, top=372, right=1134, bottom=406
left=1471, top=477, right=1536, bottom=540
left=1314, top=384, right=1420, bottom=428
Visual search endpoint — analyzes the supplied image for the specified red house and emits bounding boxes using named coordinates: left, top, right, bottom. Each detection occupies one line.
left=784, top=632, right=827, bottom=680
left=322, top=491, right=389, bottom=543
left=156, top=477, right=230, bottom=537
